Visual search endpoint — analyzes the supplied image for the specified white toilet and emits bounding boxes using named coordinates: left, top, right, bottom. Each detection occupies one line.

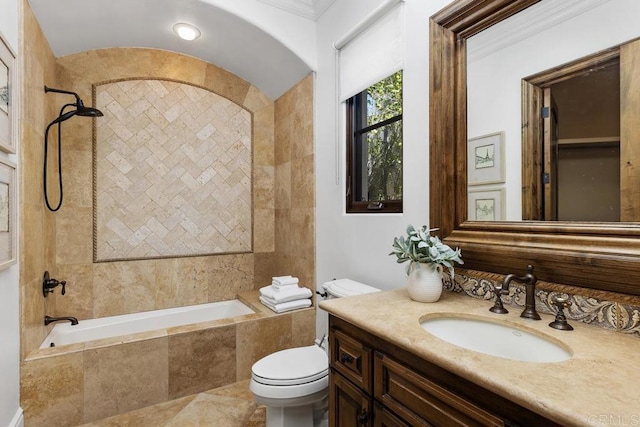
left=249, top=279, right=380, bottom=427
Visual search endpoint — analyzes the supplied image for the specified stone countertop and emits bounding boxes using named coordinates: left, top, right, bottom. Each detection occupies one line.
left=319, top=288, right=640, bottom=427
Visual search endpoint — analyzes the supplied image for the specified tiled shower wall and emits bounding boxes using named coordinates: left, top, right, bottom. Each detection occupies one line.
left=273, top=78, right=315, bottom=289
left=94, top=80, right=253, bottom=261
left=47, top=48, right=278, bottom=329
left=20, top=0, right=316, bottom=359
left=20, top=0, right=59, bottom=361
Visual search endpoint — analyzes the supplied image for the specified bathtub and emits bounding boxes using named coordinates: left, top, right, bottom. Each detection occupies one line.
left=40, top=299, right=255, bottom=349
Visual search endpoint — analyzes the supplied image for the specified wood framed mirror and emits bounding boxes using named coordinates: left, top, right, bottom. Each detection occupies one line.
left=429, top=0, right=640, bottom=296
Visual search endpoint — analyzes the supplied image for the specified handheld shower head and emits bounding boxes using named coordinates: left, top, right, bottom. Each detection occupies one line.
left=43, top=86, right=104, bottom=211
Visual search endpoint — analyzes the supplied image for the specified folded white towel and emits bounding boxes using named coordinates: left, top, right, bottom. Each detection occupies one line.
left=260, top=294, right=305, bottom=306
left=272, top=275, right=292, bottom=281
left=259, top=285, right=312, bottom=303
left=271, top=283, right=299, bottom=292
left=260, top=296, right=312, bottom=313
left=272, top=277, right=299, bottom=287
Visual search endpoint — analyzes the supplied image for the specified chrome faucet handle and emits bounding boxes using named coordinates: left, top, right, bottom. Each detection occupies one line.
left=489, top=285, right=509, bottom=314
left=549, top=295, right=574, bottom=331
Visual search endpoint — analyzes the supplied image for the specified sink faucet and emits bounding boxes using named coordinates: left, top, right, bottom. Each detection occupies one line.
left=490, top=265, right=541, bottom=320
left=44, top=315, right=78, bottom=326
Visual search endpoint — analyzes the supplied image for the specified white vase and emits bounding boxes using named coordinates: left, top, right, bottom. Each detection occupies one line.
left=407, top=263, right=444, bottom=303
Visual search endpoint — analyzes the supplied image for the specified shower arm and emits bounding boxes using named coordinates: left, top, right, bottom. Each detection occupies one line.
left=44, top=86, right=82, bottom=105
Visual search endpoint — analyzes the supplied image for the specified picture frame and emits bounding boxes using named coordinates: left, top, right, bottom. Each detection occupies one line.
left=0, top=157, right=16, bottom=270
left=468, top=188, right=505, bottom=221
left=0, top=31, right=16, bottom=154
left=467, top=131, right=505, bottom=185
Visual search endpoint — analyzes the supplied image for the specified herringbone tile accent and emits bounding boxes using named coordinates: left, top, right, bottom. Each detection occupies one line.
left=95, top=80, right=252, bottom=261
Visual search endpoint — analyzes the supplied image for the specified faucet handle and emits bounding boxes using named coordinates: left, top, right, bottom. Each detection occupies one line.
left=489, top=285, right=509, bottom=314
left=549, top=295, right=574, bottom=331
left=552, top=295, right=571, bottom=310
left=42, top=271, right=68, bottom=297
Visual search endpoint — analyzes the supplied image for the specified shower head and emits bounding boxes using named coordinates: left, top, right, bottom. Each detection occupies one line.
left=44, top=86, right=104, bottom=124
left=75, top=105, right=103, bottom=117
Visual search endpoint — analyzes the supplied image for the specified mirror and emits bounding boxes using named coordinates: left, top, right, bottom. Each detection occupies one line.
left=429, top=0, right=640, bottom=295
left=466, top=0, right=640, bottom=222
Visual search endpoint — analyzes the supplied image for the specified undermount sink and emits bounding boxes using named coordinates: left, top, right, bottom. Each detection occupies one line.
left=420, top=315, right=572, bottom=363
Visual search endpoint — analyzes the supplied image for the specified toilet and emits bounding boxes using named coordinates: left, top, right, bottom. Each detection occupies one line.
left=249, top=279, right=380, bottom=427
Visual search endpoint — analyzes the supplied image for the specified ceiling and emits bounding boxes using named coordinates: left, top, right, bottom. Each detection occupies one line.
left=28, top=0, right=334, bottom=99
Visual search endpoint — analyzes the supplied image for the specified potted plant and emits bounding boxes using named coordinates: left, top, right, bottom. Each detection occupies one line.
left=390, top=225, right=463, bottom=302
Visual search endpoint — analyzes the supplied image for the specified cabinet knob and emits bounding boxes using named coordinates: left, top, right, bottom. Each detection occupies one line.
left=339, top=353, right=354, bottom=364
left=358, top=409, right=369, bottom=425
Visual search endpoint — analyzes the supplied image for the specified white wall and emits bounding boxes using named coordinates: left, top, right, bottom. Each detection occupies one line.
left=467, top=0, right=640, bottom=220
left=0, top=0, right=22, bottom=424
left=315, top=0, right=450, bottom=335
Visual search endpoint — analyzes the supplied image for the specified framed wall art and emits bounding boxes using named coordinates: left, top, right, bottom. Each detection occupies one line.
left=0, top=158, right=16, bottom=270
left=467, top=131, right=504, bottom=185
left=0, top=31, right=16, bottom=153
left=468, top=188, right=505, bottom=221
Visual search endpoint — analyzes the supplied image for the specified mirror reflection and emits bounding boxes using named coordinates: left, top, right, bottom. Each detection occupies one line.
left=466, top=0, right=640, bottom=222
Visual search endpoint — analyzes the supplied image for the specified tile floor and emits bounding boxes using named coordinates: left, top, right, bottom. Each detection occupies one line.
left=79, top=380, right=265, bottom=427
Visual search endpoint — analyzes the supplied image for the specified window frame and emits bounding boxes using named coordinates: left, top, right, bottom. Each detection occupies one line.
left=345, top=77, right=403, bottom=214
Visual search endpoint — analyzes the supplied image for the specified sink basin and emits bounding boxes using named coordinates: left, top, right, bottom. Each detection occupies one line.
left=420, top=315, right=572, bottom=363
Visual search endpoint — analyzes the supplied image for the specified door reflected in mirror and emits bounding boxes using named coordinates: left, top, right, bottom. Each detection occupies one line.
left=466, top=0, right=640, bottom=222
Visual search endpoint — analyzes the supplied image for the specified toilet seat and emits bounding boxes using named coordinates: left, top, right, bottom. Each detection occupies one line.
left=252, top=345, right=329, bottom=386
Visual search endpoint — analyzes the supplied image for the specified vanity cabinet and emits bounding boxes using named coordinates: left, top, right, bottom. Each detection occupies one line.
left=328, top=315, right=559, bottom=427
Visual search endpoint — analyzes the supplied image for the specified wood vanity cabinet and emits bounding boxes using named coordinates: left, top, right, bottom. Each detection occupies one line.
left=328, top=315, right=559, bottom=427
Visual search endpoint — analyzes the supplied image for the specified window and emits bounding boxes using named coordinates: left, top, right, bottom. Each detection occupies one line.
left=346, top=70, right=402, bottom=213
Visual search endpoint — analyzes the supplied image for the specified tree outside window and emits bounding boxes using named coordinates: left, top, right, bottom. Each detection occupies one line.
left=347, top=70, right=402, bottom=213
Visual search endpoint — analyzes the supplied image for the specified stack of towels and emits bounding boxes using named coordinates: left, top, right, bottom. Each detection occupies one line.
left=259, top=275, right=313, bottom=313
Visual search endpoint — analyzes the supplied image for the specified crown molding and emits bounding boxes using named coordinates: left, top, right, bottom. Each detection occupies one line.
left=257, top=0, right=336, bottom=20
left=467, top=0, right=612, bottom=63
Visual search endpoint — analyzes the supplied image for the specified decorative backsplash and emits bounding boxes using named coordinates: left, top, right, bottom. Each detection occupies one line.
left=94, top=79, right=252, bottom=261
left=446, top=269, right=640, bottom=337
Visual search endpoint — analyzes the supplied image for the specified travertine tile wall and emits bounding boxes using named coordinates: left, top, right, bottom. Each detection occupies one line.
left=46, top=49, right=276, bottom=330
left=273, top=76, right=315, bottom=288
left=20, top=16, right=316, bottom=360
left=19, top=0, right=59, bottom=361
left=94, top=80, right=253, bottom=261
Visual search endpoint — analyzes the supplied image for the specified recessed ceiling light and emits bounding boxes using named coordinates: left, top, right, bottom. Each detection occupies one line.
left=173, top=23, right=201, bottom=41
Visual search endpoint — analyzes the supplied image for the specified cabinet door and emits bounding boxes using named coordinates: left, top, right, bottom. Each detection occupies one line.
left=373, top=402, right=415, bottom=427
left=374, top=352, right=503, bottom=427
left=331, top=328, right=372, bottom=393
left=330, top=369, right=372, bottom=427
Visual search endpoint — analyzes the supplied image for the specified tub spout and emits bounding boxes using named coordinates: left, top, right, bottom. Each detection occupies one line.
left=44, top=315, right=78, bottom=326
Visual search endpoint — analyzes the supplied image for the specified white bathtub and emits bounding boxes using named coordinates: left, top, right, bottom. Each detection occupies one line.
left=40, top=299, right=255, bottom=349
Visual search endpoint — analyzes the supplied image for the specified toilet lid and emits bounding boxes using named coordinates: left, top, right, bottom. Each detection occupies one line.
left=323, top=279, right=380, bottom=298
left=251, top=345, right=328, bottom=386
